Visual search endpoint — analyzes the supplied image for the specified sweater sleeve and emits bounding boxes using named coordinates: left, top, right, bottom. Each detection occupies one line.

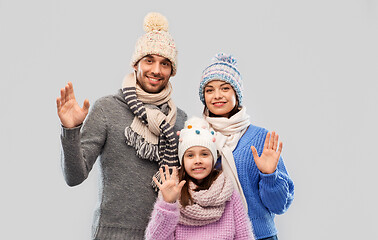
left=60, top=99, right=107, bottom=186
left=145, top=199, right=179, bottom=240
left=259, top=156, right=295, bottom=214
left=231, top=191, right=256, bottom=240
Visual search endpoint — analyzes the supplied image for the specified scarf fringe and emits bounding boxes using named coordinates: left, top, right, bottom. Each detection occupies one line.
left=125, top=127, right=159, bottom=162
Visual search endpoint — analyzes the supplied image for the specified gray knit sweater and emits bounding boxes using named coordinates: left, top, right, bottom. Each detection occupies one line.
left=60, top=89, right=187, bottom=240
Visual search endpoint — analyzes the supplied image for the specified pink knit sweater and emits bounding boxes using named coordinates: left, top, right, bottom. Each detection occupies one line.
left=145, top=190, right=255, bottom=240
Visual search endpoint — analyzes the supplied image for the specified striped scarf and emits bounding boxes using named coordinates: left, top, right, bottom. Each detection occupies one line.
left=122, top=72, right=179, bottom=190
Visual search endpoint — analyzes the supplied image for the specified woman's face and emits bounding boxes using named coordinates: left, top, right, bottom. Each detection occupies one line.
left=183, top=146, right=213, bottom=184
left=204, top=80, right=237, bottom=118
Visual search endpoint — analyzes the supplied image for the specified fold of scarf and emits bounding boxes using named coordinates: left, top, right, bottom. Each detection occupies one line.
left=178, top=173, right=234, bottom=226
left=204, top=107, right=251, bottom=211
left=122, top=72, right=178, bottom=190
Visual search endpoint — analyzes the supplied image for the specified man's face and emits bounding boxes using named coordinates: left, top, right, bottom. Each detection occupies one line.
left=134, top=54, right=172, bottom=93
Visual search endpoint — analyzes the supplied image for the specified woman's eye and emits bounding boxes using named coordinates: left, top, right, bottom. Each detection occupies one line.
left=205, top=89, right=213, bottom=93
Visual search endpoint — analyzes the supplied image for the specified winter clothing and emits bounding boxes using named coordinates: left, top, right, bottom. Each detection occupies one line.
left=122, top=72, right=179, bottom=189
left=200, top=53, right=294, bottom=239
left=60, top=89, right=187, bottom=239
left=177, top=116, right=217, bottom=166
left=131, top=12, right=178, bottom=76
left=145, top=173, right=255, bottom=240
left=205, top=107, right=250, bottom=211
left=199, top=53, right=243, bottom=105
left=228, top=124, right=294, bottom=239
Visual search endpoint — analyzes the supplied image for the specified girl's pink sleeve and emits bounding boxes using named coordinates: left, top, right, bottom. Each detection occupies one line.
left=145, top=199, right=180, bottom=240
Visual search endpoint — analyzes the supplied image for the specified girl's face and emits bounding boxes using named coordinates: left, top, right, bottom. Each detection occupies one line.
left=183, top=146, right=214, bottom=184
left=204, top=80, right=237, bottom=118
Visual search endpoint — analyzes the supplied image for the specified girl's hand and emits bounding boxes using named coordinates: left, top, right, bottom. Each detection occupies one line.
left=251, top=131, right=283, bottom=174
left=153, top=165, right=186, bottom=203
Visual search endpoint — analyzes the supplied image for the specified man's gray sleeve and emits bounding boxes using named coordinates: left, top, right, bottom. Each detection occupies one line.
left=60, top=100, right=107, bottom=186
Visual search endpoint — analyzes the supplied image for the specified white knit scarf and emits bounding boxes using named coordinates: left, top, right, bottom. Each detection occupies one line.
left=204, top=107, right=251, bottom=211
left=178, top=173, right=234, bottom=226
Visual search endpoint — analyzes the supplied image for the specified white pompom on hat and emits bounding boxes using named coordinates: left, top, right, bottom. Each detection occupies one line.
left=131, top=12, right=178, bottom=76
left=177, top=117, right=217, bottom=166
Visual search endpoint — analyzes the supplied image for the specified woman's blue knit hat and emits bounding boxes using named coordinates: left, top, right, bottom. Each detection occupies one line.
left=199, top=53, right=243, bottom=106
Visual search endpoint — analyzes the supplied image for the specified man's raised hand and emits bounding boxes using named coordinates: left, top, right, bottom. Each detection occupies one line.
left=56, top=82, right=90, bottom=128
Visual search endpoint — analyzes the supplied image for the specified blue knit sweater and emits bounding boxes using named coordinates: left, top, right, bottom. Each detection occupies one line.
left=231, top=124, right=294, bottom=239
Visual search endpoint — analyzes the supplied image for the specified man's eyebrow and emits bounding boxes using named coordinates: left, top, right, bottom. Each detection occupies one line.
left=143, top=54, right=153, bottom=59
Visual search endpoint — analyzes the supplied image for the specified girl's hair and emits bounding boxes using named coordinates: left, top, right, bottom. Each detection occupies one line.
left=178, top=158, right=221, bottom=208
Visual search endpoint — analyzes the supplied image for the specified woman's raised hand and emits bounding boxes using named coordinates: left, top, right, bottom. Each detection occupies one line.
left=251, top=131, right=283, bottom=174
left=153, top=165, right=186, bottom=203
left=56, top=82, right=90, bottom=128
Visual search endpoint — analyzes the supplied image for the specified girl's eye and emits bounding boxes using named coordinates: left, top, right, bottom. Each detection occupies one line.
left=222, top=87, right=230, bottom=91
left=205, top=89, right=213, bottom=93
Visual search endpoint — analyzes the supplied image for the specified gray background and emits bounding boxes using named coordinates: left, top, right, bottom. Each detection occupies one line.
left=1, top=0, right=377, bottom=239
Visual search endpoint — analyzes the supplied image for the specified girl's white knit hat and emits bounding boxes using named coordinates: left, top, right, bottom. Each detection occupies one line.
left=131, top=12, right=178, bottom=76
left=177, top=117, right=217, bottom=165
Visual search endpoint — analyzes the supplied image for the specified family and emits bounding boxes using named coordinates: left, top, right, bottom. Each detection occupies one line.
left=56, top=12, right=294, bottom=240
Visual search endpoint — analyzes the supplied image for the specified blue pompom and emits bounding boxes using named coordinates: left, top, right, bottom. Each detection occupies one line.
left=212, top=53, right=237, bottom=66
left=195, top=130, right=200, bottom=134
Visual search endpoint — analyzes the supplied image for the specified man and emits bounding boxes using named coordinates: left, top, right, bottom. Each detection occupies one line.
left=56, top=12, right=187, bottom=239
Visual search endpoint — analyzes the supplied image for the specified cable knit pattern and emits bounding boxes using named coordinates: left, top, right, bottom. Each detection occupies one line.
left=178, top=173, right=234, bottom=226
left=145, top=189, right=255, bottom=240
left=232, top=124, right=294, bottom=239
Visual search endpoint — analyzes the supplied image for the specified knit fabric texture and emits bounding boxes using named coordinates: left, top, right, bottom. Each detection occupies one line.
left=177, top=116, right=217, bottom=165
left=178, top=172, right=233, bottom=226
left=131, top=12, right=178, bottom=76
left=199, top=53, right=243, bottom=105
left=145, top=190, right=255, bottom=240
left=231, top=124, right=295, bottom=239
left=121, top=72, right=179, bottom=190
left=60, top=90, right=187, bottom=239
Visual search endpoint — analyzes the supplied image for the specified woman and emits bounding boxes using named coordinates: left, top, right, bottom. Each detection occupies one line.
left=145, top=117, right=254, bottom=239
left=199, top=53, right=294, bottom=240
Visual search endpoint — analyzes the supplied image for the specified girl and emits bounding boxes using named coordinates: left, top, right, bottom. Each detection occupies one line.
left=199, top=53, right=295, bottom=240
left=145, top=117, right=255, bottom=240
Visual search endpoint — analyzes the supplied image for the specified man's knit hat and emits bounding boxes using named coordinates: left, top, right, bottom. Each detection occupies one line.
left=131, top=12, right=178, bottom=76
left=177, top=117, right=217, bottom=166
left=199, top=53, right=243, bottom=105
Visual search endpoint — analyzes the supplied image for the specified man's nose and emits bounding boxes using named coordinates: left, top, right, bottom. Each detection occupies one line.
left=151, top=62, right=161, bottom=75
